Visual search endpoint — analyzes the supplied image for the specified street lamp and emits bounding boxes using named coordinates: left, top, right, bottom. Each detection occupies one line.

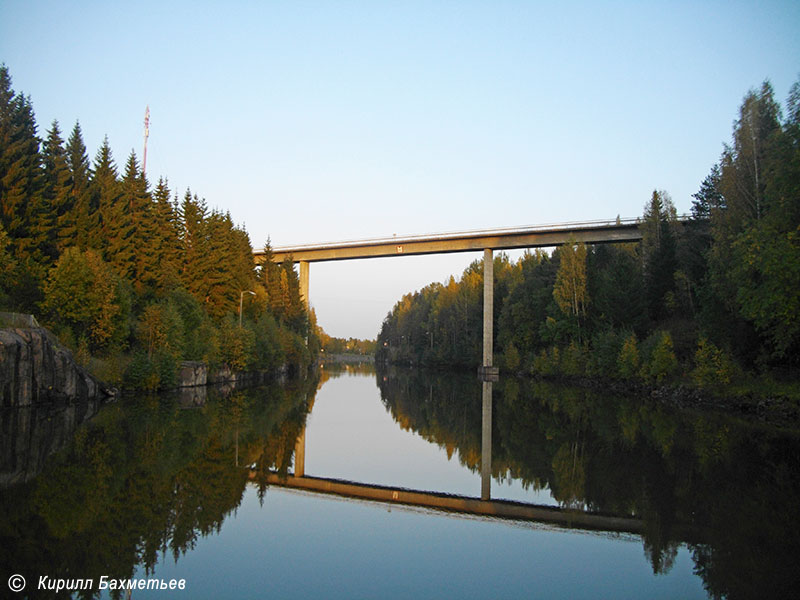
left=239, top=290, right=255, bottom=327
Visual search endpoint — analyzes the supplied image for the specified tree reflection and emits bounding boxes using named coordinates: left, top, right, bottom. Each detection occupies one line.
left=0, top=376, right=318, bottom=598
left=376, top=365, right=800, bottom=594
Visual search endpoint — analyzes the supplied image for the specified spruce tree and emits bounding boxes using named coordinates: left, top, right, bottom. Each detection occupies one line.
left=641, top=190, right=678, bottom=323
left=116, top=151, right=153, bottom=295
left=42, top=120, right=73, bottom=254
left=151, top=177, right=181, bottom=293
left=0, top=66, right=44, bottom=257
left=90, top=136, right=120, bottom=255
left=66, top=121, right=96, bottom=250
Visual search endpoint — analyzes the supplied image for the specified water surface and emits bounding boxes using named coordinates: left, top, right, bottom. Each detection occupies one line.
left=2, top=365, right=798, bottom=598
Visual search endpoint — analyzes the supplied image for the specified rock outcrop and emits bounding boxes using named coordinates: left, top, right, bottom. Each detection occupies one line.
left=0, top=327, right=111, bottom=407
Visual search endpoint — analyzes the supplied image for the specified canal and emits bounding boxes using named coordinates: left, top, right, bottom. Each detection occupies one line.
left=2, top=364, right=799, bottom=598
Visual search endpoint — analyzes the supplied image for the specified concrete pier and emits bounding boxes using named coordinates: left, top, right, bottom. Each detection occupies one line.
left=478, top=249, right=499, bottom=380
left=299, top=261, right=309, bottom=309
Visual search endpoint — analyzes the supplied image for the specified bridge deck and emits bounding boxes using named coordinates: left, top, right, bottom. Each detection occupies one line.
left=256, top=219, right=643, bottom=263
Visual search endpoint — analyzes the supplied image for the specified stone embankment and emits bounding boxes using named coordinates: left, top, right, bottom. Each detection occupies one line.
left=0, top=325, right=113, bottom=408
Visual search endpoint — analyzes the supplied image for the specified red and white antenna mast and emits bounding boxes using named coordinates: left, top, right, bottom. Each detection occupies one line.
left=142, top=105, right=150, bottom=177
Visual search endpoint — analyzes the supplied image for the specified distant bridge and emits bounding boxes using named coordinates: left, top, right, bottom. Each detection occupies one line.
left=254, top=218, right=649, bottom=378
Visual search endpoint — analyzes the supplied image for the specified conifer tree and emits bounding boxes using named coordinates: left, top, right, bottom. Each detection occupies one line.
left=90, top=136, right=120, bottom=255
left=0, top=65, right=47, bottom=310
left=0, top=66, right=44, bottom=258
left=117, top=151, right=154, bottom=296
left=66, top=121, right=96, bottom=250
left=641, top=190, right=678, bottom=322
left=178, top=189, right=209, bottom=304
left=150, top=177, right=181, bottom=293
left=42, top=120, right=73, bottom=254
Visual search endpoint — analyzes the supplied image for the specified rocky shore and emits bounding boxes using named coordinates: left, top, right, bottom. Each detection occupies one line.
left=0, top=327, right=114, bottom=408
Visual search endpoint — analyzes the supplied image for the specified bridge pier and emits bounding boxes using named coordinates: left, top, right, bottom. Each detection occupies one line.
left=478, top=248, right=499, bottom=381
left=299, top=261, right=309, bottom=310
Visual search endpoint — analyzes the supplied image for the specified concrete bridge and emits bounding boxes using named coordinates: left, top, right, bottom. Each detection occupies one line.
left=254, top=218, right=645, bottom=378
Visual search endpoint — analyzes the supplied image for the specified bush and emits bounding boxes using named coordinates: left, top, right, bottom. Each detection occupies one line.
left=642, top=331, right=679, bottom=383
left=692, top=337, right=737, bottom=387
left=279, top=328, right=311, bottom=373
left=123, top=351, right=160, bottom=391
left=532, top=346, right=560, bottom=377
left=561, top=341, right=588, bottom=376
left=135, top=301, right=184, bottom=360
left=122, top=350, right=178, bottom=391
left=589, top=328, right=625, bottom=377
left=249, top=314, right=285, bottom=371
left=617, top=334, right=641, bottom=379
left=218, top=315, right=255, bottom=371
left=168, top=288, right=219, bottom=364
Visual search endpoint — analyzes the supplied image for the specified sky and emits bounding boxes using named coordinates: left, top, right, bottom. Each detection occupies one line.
left=2, top=1, right=799, bottom=339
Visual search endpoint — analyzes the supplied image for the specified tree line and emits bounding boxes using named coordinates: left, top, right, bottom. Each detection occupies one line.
left=0, top=64, right=318, bottom=388
left=377, top=78, right=800, bottom=385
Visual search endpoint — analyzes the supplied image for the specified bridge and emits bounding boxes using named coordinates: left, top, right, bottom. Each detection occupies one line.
left=254, top=218, right=645, bottom=378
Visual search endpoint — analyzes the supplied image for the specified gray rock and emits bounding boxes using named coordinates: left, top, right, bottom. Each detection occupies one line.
left=0, top=327, right=109, bottom=407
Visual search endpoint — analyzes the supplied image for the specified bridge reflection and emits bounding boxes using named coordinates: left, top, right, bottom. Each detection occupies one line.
left=252, top=471, right=643, bottom=534
left=257, top=379, right=642, bottom=535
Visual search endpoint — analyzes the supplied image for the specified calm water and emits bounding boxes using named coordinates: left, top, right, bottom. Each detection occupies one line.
left=2, top=365, right=799, bottom=599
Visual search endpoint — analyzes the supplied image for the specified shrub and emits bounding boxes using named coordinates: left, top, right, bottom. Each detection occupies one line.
left=532, top=346, right=560, bottom=377
left=692, top=337, right=737, bottom=387
left=561, top=340, right=588, bottom=376
left=248, top=314, right=285, bottom=371
left=123, top=351, right=159, bottom=391
left=589, top=328, right=625, bottom=377
left=617, top=334, right=641, bottom=379
left=218, top=315, right=255, bottom=371
left=643, top=331, right=679, bottom=383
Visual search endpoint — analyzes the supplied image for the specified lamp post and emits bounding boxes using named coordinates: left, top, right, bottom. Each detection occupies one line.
left=239, top=290, right=255, bottom=327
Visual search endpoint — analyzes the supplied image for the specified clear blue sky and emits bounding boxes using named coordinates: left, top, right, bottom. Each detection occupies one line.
left=2, top=1, right=798, bottom=339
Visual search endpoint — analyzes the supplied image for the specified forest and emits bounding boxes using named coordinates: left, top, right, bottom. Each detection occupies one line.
left=377, top=78, right=800, bottom=390
left=0, top=65, right=319, bottom=389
